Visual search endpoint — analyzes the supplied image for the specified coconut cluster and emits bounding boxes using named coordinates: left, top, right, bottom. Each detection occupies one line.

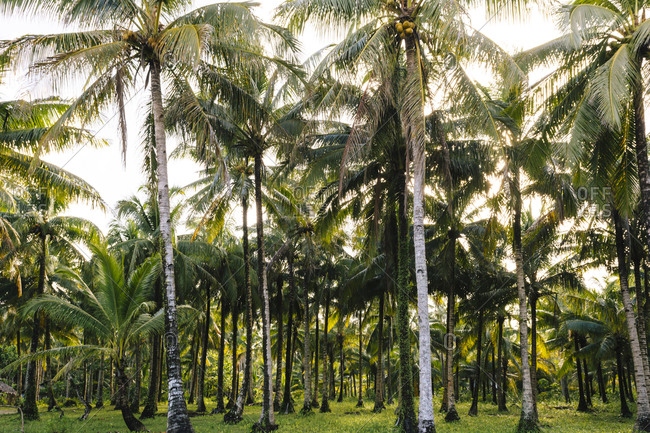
left=395, top=20, right=415, bottom=39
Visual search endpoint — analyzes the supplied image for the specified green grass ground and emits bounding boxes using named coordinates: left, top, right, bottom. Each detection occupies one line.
left=0, top=398, right=636, bottom=433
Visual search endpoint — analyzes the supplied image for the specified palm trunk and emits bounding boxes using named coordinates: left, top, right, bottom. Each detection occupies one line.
left=633, top=253, right=650, bottom=390
left=617, top=348, right=632, bottom=417
left=632, top=67, right=650, bottom=394
left=444, top=240, right=459, bottom=422
left=582, top=353, right=592, bottom=407
left=597, top=362, right=608, bottom=403
left=320, top=290, right=331, bottom=413
left=215, top=299, right=227, bottom=413
left=468, top=311, right=482, bottom=416
left=614, top=209, right=650, bottom=430
left=356, top=311, right=364, bottom=408
left=96, top=355, right=104, bottom=409
left=312, top=299, right=320, bottom=409
left=225, top=195, right=252, bottom=423
left=491, top=345, right=497, bottom=405
left=24, top=236, right=46, bottom=420
left=408, top=36, right=434, bottom=431
left=513, top=169, right=537, bottom=432
left=45, top=318, right=56, bottom=411
left=497, top=316, right=507, bottom=411
left=131, top=340, right=141, bottom=413
left=273, top=277, right=284, bottom=411
left=141, top=276, right=163, bottom=419
left=188, top=332, right=199, bottom=404
left=338, top=322, right=344, bottom=403
left=141, top=335, right=160, bottom=418
left=226, top=306, right=239, bottom=410
left=16, top=329, right=22, bottom=397
left=300, top=265, right=312, bottom=414
left=196, top=286, right=211, bottom=413
left=117, top=362, right=146, bottom=432
left=252, top=153, right=276, bottom=430
left=530, top=289, right=538, bottom=414
left=396, top=169, right=416, bottom=432
left=373, top=290, right=386, bottom=412
left=575, top=335, right=588, bottom=412
left=281, top=251, right=296, bottom=414
left=386, top=315, right=393, bottom=405
left=150, top=60, right=193, bottom=433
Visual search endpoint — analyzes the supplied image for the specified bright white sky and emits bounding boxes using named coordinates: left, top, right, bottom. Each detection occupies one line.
left=0, top=0, right=560, bottom=235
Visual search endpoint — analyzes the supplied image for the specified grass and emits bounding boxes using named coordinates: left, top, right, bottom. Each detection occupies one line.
left=0, top=397, right=636, bottom=433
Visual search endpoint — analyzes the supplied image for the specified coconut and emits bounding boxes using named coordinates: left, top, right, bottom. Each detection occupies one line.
left=405, top=27, right=413, bottom=35
left=395, top=22, right=403, bottom=32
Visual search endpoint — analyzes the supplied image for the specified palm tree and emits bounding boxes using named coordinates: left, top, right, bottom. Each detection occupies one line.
left=18, top=245, right=164, bottom=431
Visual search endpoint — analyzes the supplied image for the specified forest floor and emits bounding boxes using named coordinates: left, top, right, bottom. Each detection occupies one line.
left=0, top=397, right=636, bottom=433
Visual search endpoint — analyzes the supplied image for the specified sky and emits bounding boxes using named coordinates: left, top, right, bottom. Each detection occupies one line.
left=0, top=0, right=561, bottom=235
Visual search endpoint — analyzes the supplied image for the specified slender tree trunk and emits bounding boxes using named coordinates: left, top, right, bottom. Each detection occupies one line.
left=409, top=38, right=435, bottom=432
left=24, top=236, right=47, bottom=420
left=582, top=353, right=592, bottom=407
left=632, top=65, right=650, bottom=394
left=300, top=266, right=312, bottom=414
left=444, top=241, right=459, bottom=422
left=513, top=169, right=537, bottom=432
left=312, top=299, right=320, bottom=409
left=561, top=376, right=570, bottom=404
left=575, top=335, right=588, bottom=412
left=150, top=61, right=193, bottom=433
left=373, top=291, right=386, bottom=412
left=614, top=210, right=650, bottom=430
left=131, top=340, right=141, bottom=413
left=320, top=290, right=331, bottom=413
left=617, top=348, right=632, bottom=417
left=96, top=355, right=104, bottom=409
left=338, top=323, right=344, bottom=403
left=396, top=169, right=416, bottom=432
left=196, top=286, right=211, bottom=413
left=188, top=331, right=199, bottom=405
left=468, top=311, right=482, bottom=416
left=497, top=316, right=507, bottom=412
left=227, top=306, right=239, bottom=410
left=356, top=311, right=364, bottom=408
left=45, top=318, right=56, bottom=411
left=274, top=277, right=284, bottom=412
left=281, top=251, right=296, bottom=414
left=440, top=302, right=449, bottom=414
left=16, top=329, right=22, bottom=397
left=252, top=151, right=276, bottom=431
left=187, top=327, right=200, bottom=404
left=225, top=195, right=252, bottom=424
left=491, top=345, right=497, bottom=405
left=117, top=362, right=146, bottom=432
left=633, top=253, right=650, bottom=390
left=530, top=290, right=538, bottom=414
left=141, top=336, right=161, bottom=416
left=214, top=300, right=227, bottom=413
left=597, top=362, right=608, bottom=403
left=386, top=316, right=393, bottom=405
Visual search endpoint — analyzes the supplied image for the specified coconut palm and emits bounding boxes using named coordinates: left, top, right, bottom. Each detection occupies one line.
left=16, top=244, right=164, bottom=431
